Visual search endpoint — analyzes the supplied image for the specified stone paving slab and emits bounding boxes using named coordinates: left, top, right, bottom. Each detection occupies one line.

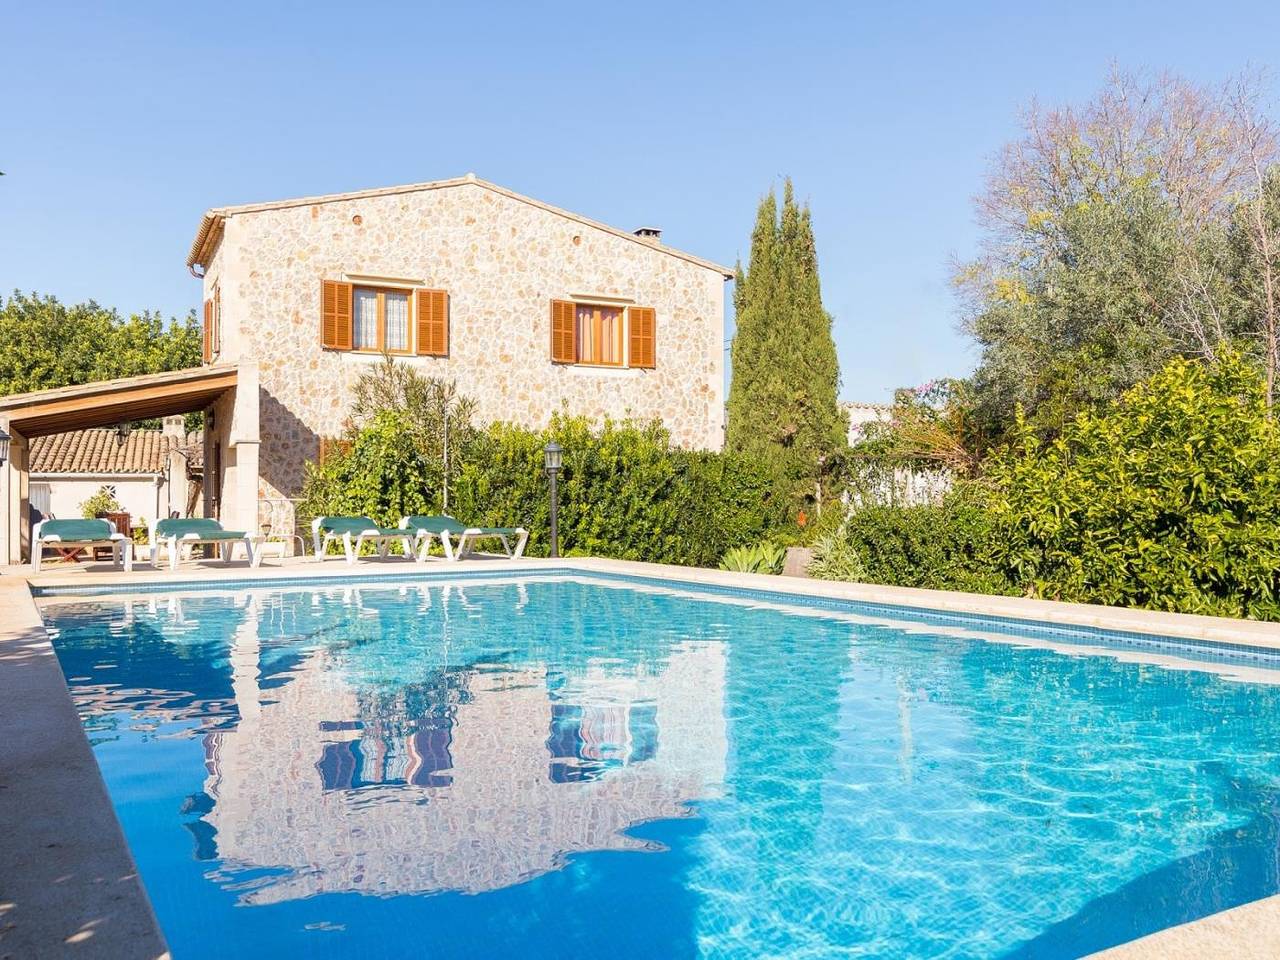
left=0, top=577, right=170, bottom=960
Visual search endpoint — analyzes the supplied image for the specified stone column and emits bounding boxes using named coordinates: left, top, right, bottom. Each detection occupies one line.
left=1, top=423, right=30, bottom=565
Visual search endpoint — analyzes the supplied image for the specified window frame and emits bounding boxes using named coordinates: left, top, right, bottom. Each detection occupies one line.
left=351, top=284, right=415, bottom=356
left=573, top=301, right=628, bottom=368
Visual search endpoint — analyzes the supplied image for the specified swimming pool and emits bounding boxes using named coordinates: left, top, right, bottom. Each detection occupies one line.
left=40, top=571, right=1280, bottom=959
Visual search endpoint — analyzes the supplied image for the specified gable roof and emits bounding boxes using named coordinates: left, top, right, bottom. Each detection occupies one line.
left=30, top=429, right=181, bottom=476
left=187, top=174, right=734, bottom=278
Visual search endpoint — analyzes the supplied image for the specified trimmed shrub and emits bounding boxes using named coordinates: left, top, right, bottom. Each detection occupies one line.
left=986, top=353, right=1280, bottom=619
left=301, top=413, right=780, bottom=567
left=841, top=494, right=1015, bottom=595
left=453, top=416, right=779, bottom=566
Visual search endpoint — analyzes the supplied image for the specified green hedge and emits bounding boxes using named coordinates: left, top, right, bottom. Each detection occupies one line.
left=842, top=496, right=1017, bottom=595
left=301, top=414, right=779, bottom=568
left=452, top=416, right=778, bottom=565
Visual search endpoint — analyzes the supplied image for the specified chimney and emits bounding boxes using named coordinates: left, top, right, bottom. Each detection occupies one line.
left=633, top=226, right=662, bottom=245
left=163, top=415, right=186, bottom=440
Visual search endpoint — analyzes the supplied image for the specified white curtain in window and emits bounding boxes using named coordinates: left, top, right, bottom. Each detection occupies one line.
left=354, top=288, right=379, bottom=350
left=385, top=292, right=409, bottom=352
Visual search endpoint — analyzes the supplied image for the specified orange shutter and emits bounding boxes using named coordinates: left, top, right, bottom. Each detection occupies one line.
left=550, top=299, right=577, bottom=363
left=321, top=280, right=353, bottom=350
left=415, top=289, right=449, bottom=356
left=213, top=285, right=221, bottom=354
left=202, top=299, right=212, bottom=363
left=629, top=306, right=656, bottom=368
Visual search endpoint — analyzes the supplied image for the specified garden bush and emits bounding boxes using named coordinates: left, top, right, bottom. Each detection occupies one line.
left=452, top=416, right=779, bottom=565
left=986, top=353, right=1280, bottom=619
left=298, top=410, right=435, bottom=528
left=301, top=412, right=780, bottom=567
left=840, top=493, right=1015, bottom=594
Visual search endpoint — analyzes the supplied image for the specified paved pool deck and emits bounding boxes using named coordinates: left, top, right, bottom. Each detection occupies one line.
left=4, top=553, right=1280, bottom=958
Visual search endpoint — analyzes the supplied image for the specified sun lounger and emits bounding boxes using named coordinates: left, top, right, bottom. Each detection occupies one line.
left=399, top=515, right=529, bottom=561
left=312, top=516, right=422, bottom=565
left=149, top=518, right=263, bottom=571
left=32, top=518, right=133, bottom=572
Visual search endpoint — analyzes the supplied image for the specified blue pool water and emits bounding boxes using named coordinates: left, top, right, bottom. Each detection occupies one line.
left=41, top=574, right=1280, bottom=959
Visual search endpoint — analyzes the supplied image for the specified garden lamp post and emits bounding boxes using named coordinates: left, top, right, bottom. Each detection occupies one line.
left=543, top=441, right=562, bottom=558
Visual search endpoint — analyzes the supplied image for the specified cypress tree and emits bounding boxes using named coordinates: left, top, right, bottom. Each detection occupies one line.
left=726, top=180, right=846, bottom=514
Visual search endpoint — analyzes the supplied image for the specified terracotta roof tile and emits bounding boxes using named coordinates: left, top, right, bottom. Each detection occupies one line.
left=30, top=429, right=181, bottom=476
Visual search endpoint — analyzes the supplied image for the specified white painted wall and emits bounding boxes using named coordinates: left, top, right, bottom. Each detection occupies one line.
left=32, top=474, right=166, bottom=530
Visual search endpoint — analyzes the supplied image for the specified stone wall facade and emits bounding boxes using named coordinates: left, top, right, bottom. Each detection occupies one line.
left=200, top=179, right=728, bottom=505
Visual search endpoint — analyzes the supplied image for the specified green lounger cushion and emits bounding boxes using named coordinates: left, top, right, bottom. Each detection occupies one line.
left=319, top=517, right=404, bottom=537
left=156, top=518, right=248, bottom=540
left=38, top=518, right=118, bottom=541
left=404, top=515, right=523, bottom=536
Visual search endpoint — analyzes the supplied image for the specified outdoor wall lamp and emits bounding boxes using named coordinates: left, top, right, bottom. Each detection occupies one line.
left=543, top=441, right=562, bottom=559
left=0, top=426, right=9, bottom=467
left=115, top=421, right=132, bottom=444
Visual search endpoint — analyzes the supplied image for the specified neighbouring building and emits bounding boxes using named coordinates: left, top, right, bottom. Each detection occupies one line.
left=28, top=416, right=201, bottom=528
left=845, top=401, right=951, bottom=506
left=189, top=174, right=733, bottom=529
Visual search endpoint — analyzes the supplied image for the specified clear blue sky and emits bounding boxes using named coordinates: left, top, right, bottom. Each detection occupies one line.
left=3, top=1, right=1278, bottom=402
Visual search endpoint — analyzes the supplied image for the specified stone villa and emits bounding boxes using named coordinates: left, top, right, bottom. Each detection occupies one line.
left=0, top=175, right=731, bottom=562
left=190, top=174, right=732, bottom=518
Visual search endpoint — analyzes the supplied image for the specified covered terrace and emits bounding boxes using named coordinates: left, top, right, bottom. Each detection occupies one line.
left=0, top=363, right=258, bottom=564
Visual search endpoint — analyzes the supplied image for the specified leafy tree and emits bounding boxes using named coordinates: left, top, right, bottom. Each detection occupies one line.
left=986, top=353, right=1280, bottom=619
left=0, top=292, right=202, bottom=396
left=855, top=379, right=989, bottom=479
left=297, top=410, right=434, bottom=531
left=726, top=180, right=846, bottom=513
left=958, top=69, right=1280, bottom=436
left=349, top=357, right=477, bottom=507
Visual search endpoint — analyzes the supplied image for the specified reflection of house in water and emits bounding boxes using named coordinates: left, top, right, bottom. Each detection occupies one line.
left=198, top=597, right=727, bottom=904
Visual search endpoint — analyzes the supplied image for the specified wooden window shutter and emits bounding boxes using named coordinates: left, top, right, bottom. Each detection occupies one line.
left=321, top=280, right=353, bottom=350
left=629, top=306, right=656, bottom=369
left=550, top=299, right=577, bottom=363
left=202, top=298, right=212, bottom=363
left=213, top=285, right=221, bottom=354
left=415, top=289, right=449, bottom=356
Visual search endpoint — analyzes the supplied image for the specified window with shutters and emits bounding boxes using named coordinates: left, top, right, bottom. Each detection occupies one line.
left=550, top=300, right=656, bottom=368
left=321, top=280, right=447, bottom=356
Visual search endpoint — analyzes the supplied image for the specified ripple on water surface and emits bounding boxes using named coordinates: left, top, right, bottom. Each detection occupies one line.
left=41, top=577, right=1280, bottom=959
